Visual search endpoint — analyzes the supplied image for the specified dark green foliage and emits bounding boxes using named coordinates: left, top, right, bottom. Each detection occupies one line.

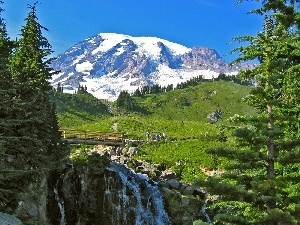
left=198, top=1, right=300, bottom=224
left=132, top=74, right=252, bottom=98
left=0, top=1, right=22, bottom=211
left=76, top=84, right=88, bottom=94
left=175, top=75, right=203, bottom=89
left=52, top=91, right=109, bottom=115
left=0, top=3, right=68, bottom=212
left=116, top=90, right=136, bottom=111
left=52, top=91, right=110, bottom=128
left=132, top=88, right=142, bottom=97
left=133, top=80, right=255, bottom=123
left=133, top=75, right=203, bottom=96
left=8, top=2, right=64, bottom=166
left=55, top=82, right=63, bottom=92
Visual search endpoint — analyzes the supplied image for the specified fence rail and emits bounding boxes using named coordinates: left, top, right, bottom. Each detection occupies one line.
left=60, top=129, right=125, bottom=146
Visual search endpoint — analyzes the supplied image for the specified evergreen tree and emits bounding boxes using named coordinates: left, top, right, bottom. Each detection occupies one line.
left=1, top=3, right=67, bottom=211
left=0, top=1, right=22, bottom=211
left=56, top=82, right=63, bottom=92
left=133, top=88, right=142, bottom=96
left=76, top=84, right=88, bottom=94
left=166, top=84, right=173, bottom=92
left=150, top=84, right=161, bottom=94
left=217, top=73, right=228, bottom=81
left=116, top=90, right=136, bottom=111
left=141, top=85, right=150, bottom=95
left=198, top=1, right=300, bottom=224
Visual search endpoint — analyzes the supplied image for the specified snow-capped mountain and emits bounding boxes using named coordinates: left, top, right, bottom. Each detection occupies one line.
left=51, top=33, right=253, bottom=101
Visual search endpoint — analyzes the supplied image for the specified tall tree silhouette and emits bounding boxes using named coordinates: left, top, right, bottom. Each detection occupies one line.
left=199, top=1, right=300, bottom=224
left=0, top=3, right=67, bottom=212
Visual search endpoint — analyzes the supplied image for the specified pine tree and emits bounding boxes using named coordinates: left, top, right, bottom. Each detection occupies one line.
left=0, top=1, right=14, bottom=112
left=198, top=1, right=300, bottom=224
left=11, top=2, right=66, bottom=165
left=133, top=88, right=142, bottom=96
left=0, top=1, right=25, bottom=211
left=1, top=3, right=67, bottom=211
left=116, top=90, right=136, bottom=111
left=56, top=82, right=63, bottom=92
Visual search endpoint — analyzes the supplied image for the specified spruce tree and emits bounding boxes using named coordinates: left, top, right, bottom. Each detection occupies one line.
left=10, top=2, right=67, bottom=166
left=0, top=0, right=11, bottom=209
left=0, top=3, right=67, bottom=211
left=0, top=1, right=25, bottom=211
left=198, top=1, right=300, bottom=224
left=116, top=90, right=136, bottom=111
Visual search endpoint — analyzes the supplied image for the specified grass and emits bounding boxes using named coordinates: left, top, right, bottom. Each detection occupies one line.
left=54, top=80, right=256, bottom=184
left=134, top=138, right=230, bottom=183
left=133, top=80, right=255, bottom=124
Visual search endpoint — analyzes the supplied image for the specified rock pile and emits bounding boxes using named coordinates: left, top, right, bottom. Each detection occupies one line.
left=92, top=144, right=210, bottom=225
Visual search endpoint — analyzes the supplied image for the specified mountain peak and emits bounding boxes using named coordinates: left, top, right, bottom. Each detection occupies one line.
left=87, top=33, right=190, bottom=59
left=51, top=33, right=254, bottom=101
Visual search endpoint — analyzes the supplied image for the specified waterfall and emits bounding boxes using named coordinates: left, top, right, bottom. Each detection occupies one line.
left=200, top=200, right=211, bottom=223
left=47, top=161, right=171, bottom=225
left=54, top=187, right=66, bottom=225
left=105, top=162, right=171, bottom=225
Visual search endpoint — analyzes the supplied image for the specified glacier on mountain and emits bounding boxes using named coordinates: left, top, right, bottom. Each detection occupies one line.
left=50, top=33, right=253, bottom=101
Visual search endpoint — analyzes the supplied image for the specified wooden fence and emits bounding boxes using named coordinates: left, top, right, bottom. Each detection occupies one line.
left=60, top=129, right=126, bottom=145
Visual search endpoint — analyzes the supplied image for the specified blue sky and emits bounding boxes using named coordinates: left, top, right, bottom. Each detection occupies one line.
left=2, top=0, right=262, bottom=62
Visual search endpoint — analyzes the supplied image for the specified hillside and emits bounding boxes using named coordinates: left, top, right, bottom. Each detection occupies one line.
left=132, top=80, right=256, bottom=123
left=51, top=91, right=111, bottom=128
left=54, top=80, right=256, bottom=183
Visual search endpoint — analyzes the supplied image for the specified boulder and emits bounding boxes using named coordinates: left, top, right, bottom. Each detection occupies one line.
left=160, top=187, right=173, bottom=195
left=0, top=212, right=23, bottom=225
left=182, top=186, right=196, bottom=195
left=167, top=179, right=180, bottom=189
left=179, top=182, right=188, bottom=191
left=158, top=180, right=169, bottom=188
left=160, top=169, right=177, bottom=180
left=128, top=147, right=139, bottom=156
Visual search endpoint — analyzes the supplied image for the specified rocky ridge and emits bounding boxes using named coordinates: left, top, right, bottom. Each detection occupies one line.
left=51, top=33, right=256, bottom=101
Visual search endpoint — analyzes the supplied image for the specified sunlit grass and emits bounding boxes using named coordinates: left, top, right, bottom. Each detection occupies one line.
left=55, top=80, right=254, bottom=183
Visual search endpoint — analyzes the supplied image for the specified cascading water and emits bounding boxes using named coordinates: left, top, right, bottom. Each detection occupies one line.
left=54, top=174, right=66, bottom=225
left=53, top=188, right=66, bottom=225
left=105, top=162, right=171, bottom=225
left=47, top=159, right=171, bottom=225
left=201, top=200, right=211, bottom=223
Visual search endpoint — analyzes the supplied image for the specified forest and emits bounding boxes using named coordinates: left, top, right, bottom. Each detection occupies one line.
left=1, top=1, right=300, bottom=225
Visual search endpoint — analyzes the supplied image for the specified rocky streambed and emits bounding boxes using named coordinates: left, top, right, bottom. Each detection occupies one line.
left=1, top=144, right=210, bottom=225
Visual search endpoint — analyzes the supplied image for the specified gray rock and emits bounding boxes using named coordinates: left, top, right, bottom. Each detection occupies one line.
left=182, top=186, right=196, bottom=195
left=160, top=187, right=173, bottom=195
left=115, top=147, right=123, bottom=155
left=128, top=147, right=139, bottom=156
left=158, top=180, right=169, bottom=188
left=0, top=212, right=23, bottom=225
left=160, top=169, right=177, bottom=180
left=167, top=179, right=180, bottom=189
left=179, top=182, right=188, bottom=191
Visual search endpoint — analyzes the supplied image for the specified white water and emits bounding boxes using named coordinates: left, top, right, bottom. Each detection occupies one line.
left=105, top=162, right=170, bottom=225
left=54, top=187, right=66, bottom=225
left=201, top=200, right=212, bottom=223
